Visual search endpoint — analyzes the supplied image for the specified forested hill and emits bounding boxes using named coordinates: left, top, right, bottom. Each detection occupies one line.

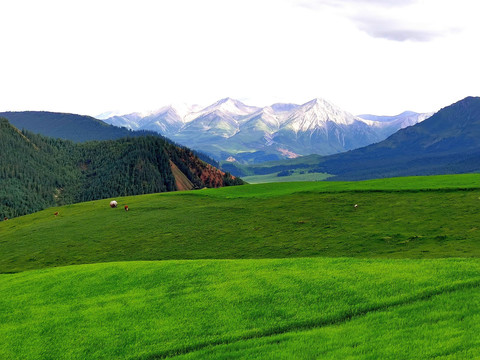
left=0, top=118, right=243, bottom=219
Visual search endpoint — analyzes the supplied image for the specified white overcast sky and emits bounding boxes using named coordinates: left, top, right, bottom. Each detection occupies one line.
left=1, top=0, right=479, bottom=116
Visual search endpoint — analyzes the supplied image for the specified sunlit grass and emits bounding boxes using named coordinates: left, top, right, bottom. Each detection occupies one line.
left=1, top=258, right=479, bottom=359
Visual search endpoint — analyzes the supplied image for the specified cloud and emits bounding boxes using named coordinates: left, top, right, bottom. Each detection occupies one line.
left=294, top=0, right=461, bottom=42
left=351, top=14, right=460, bottom=42
left=302, top=0, right=416, bottom=9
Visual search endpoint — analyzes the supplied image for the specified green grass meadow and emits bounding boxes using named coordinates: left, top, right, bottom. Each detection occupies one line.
left=1, top=174, right=480, bottom=359
left=242, top=170, right=330, bottom=184
left=1, top=258, right=480, bottom=359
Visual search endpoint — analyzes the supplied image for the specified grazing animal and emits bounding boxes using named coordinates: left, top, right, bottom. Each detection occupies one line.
left=3, top=217, right=8, bottom=221
left=54, top=211, right=59, bottom=217
left=124, top=205, right=129, bottom=211
left=110, top=200, right=118, bottom=208
left=354, top=204, right=358, bottom=209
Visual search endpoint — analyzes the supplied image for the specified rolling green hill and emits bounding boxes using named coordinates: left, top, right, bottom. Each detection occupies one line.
left=2, top=176, right=480, bottom=359
left=2, top=174, right=480, bottom=273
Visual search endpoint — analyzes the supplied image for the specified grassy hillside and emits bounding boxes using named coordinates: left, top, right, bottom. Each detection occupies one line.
left=2, top=174, right=480, bottom=359
left=2, top=174, right=480, bottom=273
left=1, top=258, right=479, bottom=359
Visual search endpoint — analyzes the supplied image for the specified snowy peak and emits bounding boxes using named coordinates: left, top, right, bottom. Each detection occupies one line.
left=199, top=97, right=260, bottom=118
left=302, top=98, right=355, bottom=122
left=284, top=98, right=358, bottom=133
left=144, top=103, right=201, bottom=122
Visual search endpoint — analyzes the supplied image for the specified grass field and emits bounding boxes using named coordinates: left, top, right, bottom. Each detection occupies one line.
left=1, top=258, right=479, bottom=359
left=1, top=174, right=480, bottom=359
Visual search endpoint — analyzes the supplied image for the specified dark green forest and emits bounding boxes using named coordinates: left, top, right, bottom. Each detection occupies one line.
left=0, top=118, right=243, bottom=219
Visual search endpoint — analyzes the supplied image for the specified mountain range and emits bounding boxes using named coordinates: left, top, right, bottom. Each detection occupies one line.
left=101, top=98, right=432, bottom=163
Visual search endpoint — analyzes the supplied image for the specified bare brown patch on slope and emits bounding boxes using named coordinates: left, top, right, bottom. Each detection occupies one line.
left=169, top=160, right=194, bottom=191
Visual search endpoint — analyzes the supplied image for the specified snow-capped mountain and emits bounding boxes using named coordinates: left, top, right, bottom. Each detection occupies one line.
left=271, top=98, right=382, bottom=156
left=185, top=97, right=259, bottom=122
left=99, top=98, right=433, bottom=163
left=176, top=98, right=260, bottom=140
left=284, top=98, right=358, bottom=131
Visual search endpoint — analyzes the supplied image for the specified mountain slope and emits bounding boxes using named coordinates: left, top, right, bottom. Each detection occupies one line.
left=319, top=96, right=480, bottom=180
left=0, top=119, right=242, bottom=219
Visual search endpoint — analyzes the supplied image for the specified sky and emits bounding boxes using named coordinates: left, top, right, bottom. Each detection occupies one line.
left=1, top=0, right=479, bottom=117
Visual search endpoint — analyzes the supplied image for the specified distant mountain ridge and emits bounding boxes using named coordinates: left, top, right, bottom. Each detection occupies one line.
left=0, top=111, right=152, bottom=142
left=100, top=98, right=432, bottom=163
